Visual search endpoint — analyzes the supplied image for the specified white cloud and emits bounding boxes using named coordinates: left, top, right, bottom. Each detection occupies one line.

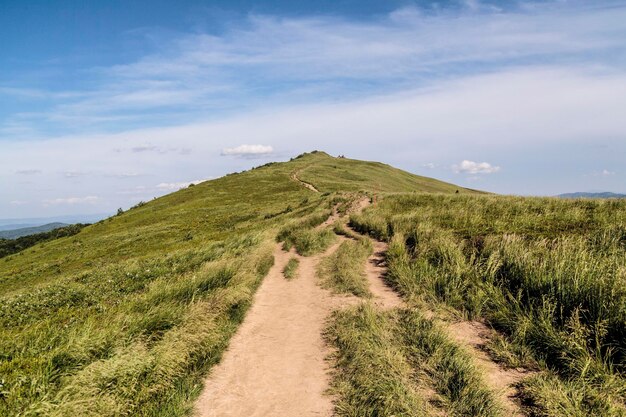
left=43, top=196, right=100, bottom=205
left=10, top=200, right=28, bottom=206
left=601, top=169, right=615, bottom=176
left=15, top=169, right=42, bottom=175
left=62, top=171, right=89, bottom=178
left=453, top=160, right=501, bottom=174
left=422, top=163, right=437, bottom=169
left=221, top=144, right=274, bottom=157
left=156, top=179, right=207, bottom=191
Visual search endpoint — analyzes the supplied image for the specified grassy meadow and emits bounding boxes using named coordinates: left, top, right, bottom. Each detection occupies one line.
left=350, top=194, right=626, bottom=416
left=1, top=152, right=467, bottom=416
left=5, top=150, right=621, bottom=417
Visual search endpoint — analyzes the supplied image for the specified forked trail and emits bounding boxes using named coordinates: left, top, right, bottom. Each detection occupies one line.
left=195, top=198, right=529, bottom=416
left=195, top=241, right=342, bottom=417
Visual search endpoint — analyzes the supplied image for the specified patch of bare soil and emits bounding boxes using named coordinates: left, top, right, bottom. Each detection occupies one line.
left=290, top=171, right=319, bottom=193
left=363, top=240, right=403, bottom=309
left=448, top=320, right=531, bottom=416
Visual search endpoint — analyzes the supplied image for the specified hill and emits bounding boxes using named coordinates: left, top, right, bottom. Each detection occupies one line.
left=558, top=191, right=626, bottom=199
left=0, top=151, right=471, bottom=416
left=4, top=151, right=622, bottom=417
left=0, top=222, right=68, bottom=239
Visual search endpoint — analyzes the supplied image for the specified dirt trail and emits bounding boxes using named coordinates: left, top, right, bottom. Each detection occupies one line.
left=348, top=198, right=403, bottom=309
left=195, top=240, right=348, bottom=417
left=362, top=240, right=403, bottom=309
left=448, top=321, right=529, bottom=416
left=291, top=171, right=319, bottom=193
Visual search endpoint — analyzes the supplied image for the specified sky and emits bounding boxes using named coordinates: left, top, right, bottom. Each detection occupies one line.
left=1, top=0, right=626, bottom=219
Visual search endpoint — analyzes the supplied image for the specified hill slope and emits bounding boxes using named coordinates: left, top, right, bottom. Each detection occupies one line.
left=0, top=151, right=470, bottom=416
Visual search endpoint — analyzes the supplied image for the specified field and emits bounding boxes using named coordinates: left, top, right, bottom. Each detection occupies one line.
left=350, top=194, right=626, bottom=416
left=0, top=152, right=466, bottom=416
left=2, top=151, right=624, bottom=416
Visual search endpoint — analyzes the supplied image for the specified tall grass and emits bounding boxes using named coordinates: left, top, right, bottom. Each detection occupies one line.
left=325, top=304, right=429, bottom=417
left=277, top=210, right=336, bottom=256
left=325, top=304, right=503, bottom=417
left=317, top=239, right=373, bottom=297
left=352, top=194, right=626, bottom=415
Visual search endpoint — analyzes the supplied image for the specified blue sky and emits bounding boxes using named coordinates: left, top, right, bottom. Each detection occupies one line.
left=1, top=0, right=626, bottom=218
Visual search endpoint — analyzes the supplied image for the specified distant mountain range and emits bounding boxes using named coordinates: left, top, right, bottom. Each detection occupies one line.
left=557, top=192, right=626, bottom=199
left=0, top=222, right=69, bottom=240
left=0, top=213, right=110, bottom=232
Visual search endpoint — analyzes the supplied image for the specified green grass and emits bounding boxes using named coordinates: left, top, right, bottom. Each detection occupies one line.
left=283, top=257, right=299, bottom=280
left=295, top=152, right=482, bottom=195
left=317, top=238, right=372, bottom=297
left=325, top=304, right=429, bottom=417
left=326, top=303, right=502, bottom=417
left=1, top=151, right=467, bottom=416
left=351, top=193, right=626, bottom=416
left=281, top=228, right=336, bottom=256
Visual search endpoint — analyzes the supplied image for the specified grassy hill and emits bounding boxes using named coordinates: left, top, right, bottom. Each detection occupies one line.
left=0, top=151, right=469, bottom=416
left=5, top=151, right=622, bottom=417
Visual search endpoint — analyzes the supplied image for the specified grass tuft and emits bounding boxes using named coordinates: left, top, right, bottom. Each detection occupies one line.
left=283, top=257, right=299, bottom=280
left=317, top=239, right=372, bottom=297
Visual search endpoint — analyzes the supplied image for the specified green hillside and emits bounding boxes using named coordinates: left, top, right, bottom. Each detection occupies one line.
left=295, top=151, right=475, bottom=194
left=0, top=151, right=468, bottom=416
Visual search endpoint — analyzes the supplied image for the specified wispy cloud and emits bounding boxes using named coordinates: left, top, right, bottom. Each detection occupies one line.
left=15, top=169, right=42, bottom=175
left=62, top=171, right=89, bottom=178
left=43, top=196, right=100, bottom=205
left=3, top=1, right=626, bottom=136
left=453, top=160, right=500, bottom=174
left=221, top=144, right=274, bottom=158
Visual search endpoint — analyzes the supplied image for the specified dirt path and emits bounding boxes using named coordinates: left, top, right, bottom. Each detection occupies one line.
left=291, top=170, right=319, bottom=193
left=361, top=239, right=403, bottom=309
left=448, top=321, right=529, bottom=416
left=194, top=241, right=347, bottom=417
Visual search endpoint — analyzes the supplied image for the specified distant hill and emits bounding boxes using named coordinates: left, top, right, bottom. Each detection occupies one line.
left=0, top=222, right=68, bottom=239
left=558, top=192, right=626, bottom=199
left=0, top=213, right=110, bottom=231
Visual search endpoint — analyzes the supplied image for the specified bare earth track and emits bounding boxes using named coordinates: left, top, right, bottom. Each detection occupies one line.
left=195, top=242, right=344, bottom=417
left=195, top=197, right=531, bottom=416
left=291, top=170, right=319, bottom=193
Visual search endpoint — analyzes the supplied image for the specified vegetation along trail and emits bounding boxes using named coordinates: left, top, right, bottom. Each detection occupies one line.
left=195, top=233, right=347, bottom=416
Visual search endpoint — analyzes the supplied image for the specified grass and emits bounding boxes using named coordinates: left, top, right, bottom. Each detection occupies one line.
left=283, top=257, right=299, bottom=280
left=317, top=238, right=373, bottom=297
left=326, top=303, right=503, bottom=417
left=295, top=152, right=482, bottom=195
left=325, top=304, right=429, bottom=417
left=281, top=228, right=336, bottom=256
left=1, top=152, right=466, bottom=416
left=351, top=193, right=626, bottom=416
